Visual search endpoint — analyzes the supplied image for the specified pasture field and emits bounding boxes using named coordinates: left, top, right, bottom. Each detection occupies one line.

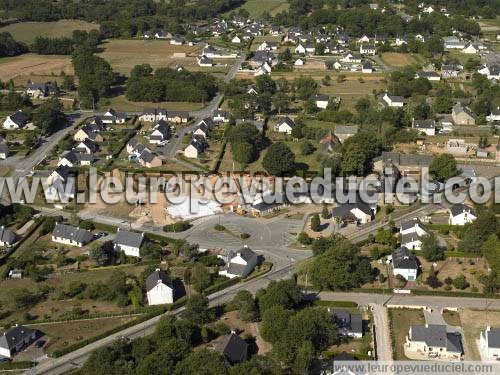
left=479, top=18, right=500, bottom=41
left=228, top=0, right=289, bottom=18
left=0, top=20, right=99, bottom=44
left=105, top=95, right=204, bottom=112
left=0, top=53, right=73, bottom=85
left=380, top=52, right=423, bottom=68
left=97, top=39, right=202, bottom=76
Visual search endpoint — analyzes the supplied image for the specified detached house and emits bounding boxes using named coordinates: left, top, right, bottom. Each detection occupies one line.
left=213, top=109, right=229, bottom=123
left=334, top=125, right=358, bottom=143
left=487, top=107, right=500, bottom=123
left=197, top=55, right=214, bottom=67
left=412, top=119, right=435, bottom=136
left=480, top=326, right=500, bottom=361
left=146, top=268, right=174, bottom=305
left=114, top=229, right=144, bottom=257
left=0, top=325, right=39, bottom=358
left=74, top=124, right=104, bottom=143
left=213, top=332, right=248, bottom=364
left=0, top=140, right=8, bottom=160
left=3, top=111, right=29, bottom=129
left=218, top=245, right=258, bottom=279
left=184, top=135, right=208, bottom=158
left=139, top=108, right=168, bottom=122
left=406, top=324, right=463, bottom=360
left=331, top=309, right=363, bottom=338
left=139, top=149, right=162, bottom=168
left=311, top=93, right=329, bottom=109
left=0, top=226, right=16, bottom=247
left=416, top=71, right=441, bottom=81
left=392, top=246, right=418, bottom=281
left=102, top=108, right=127, bottom=124
left=167, top=111, right=189, bottom=124
left=449, top=203, right=477, bottom=226
left=452, top=103, right=475, bottom=125
left=149, top=120, right=172, bottom=145
left=332, top=200, right=374, bottom=225
left=76, top=139, right=99, bottom=155
left=52, top=223, right=93, bottom=247
left=275, top=116, right=295, bottom=135
left=359, top=44, right=376, bottom=55
left=379, top=93, right=404, bottom=108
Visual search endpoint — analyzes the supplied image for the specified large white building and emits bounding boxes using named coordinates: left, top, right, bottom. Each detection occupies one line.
left=391, top=246, right=418, bottom=281
left=449, top=204, right=477, bottom=226
left=146, top=269, right=174, bottom=305
left=480, top=326, right=500, bottom=361
left=51, top=223, right=93, bottom=247
left=218, top=246, right=258, bottom=279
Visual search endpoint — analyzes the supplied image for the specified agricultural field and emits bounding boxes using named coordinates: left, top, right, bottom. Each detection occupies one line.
left=0, top=20, right=99, bottom=44
left=0, top=54, right=73, bottom=85
left=228, top=0, right=289, bottom=18
left=97, top=39, right=202, bottom=76
left=380, top=52, right=424, bottom=68
left=104, top=95, right=204, bottom=112
left=479, top=18, right=500, bottom=42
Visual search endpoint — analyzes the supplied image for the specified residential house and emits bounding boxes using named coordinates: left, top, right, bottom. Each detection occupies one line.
left=311, top=93, right=329, bottom=109
left=393, top=37, right=408, bottom=47
left=139, top=149, right=162, bottom=168
left=478, top=64, right=500, bottom=81
left=213, top=332, right=248, bottom=363
left=331, top=200, right=374, bottom=225
left=331, top=309, right=363, bottom=338
left=452, top=103, right=475, bottom=125
left=231, top=35, right=241, bottom=44
left=8, top=269, right=23, bottom=279
left=416, top=71, right=441, bottom=81
left=294, top=58, right=304, bottom=66
left=139, top=108, right=168, bottom=122
left=25, top=82, right=56, bottom=97
left=114, top=229, right=144, bottom=257
left=0, top=226, right=16, bottom=247
left=341, top=52, right=362, bottom=64
left=479, top=326, right=500, bottom=361
left=358, top=35, right=370, bottom=44
left=193, top=122, right=212, bottom=138
left=415, top=34, right=425, bottom=42
left=197, top=55, right=214, bottom=67
left=218, top=245, right=258, bottom=279
left=74, top=124, right=104, bottom=143
left=441, top=63, right=461, bottom=78
left=334, top=125, right=358, bottom=143
left=0, top=140, right=8, bottom=160
left=170, top=35, right=184, bottom=45
left=362, top=61, right=373, bottom=73
left=360, top=44, right=376, bottom=55
left=154, top=30, right=171, bottom=39
left=3, top=111, right=29, bottom=129
left=449, top=203, right=477, bottom=226
left=57, top=150, right=93, bottom=167
left=320, top=131, right=340, bottom=155
left=52, top=223, right=93, bottom=247
left=486, top=107, right=500, bottom=122
left=461, top=43, right=479, bottom=54
left=443, top=36, right=466, bottom=50
left=406, top=324, right=463, bottom=360
left=44, top=165, right=76, bottom=202
left=379, top=93, right=404, bottom=108
left=275, top=116, right=295, bottom=135
left=257, top=41, right=277, bottom=51
left=374, top=35, right=387, bottom=45
left=76, top=139, right=99, bottom=155
left=102, top=108, right=126, bottom=124
left=167, top=111, right=189, bottom=124
left=392, top=246, right=418, bottom=281
left=213, top=109, right=230, bottom=123
left=183, top=135, right=208, bottom=158
left=146, top=268, right=174, bottom=305
left=0, top=325, right=39, bottom=358
left=149, top=120, right=172, bottom=145
left=412, top=119, right=436, bottom=136
left=270, top=26, right=281, bottom=36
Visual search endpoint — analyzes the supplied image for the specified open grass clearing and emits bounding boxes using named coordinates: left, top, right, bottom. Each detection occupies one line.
left=30, top=316, right=137, bottom=355
left=442, top=310, right=461, bottom=326
left=97, top=39, right=202, bottom=76
left=0, top=20, right=99, bottom=44
left=380, top=52, right=422, bottom=68
left=104, top=95, right=203, bottom=112
left=0, top=54, right=73, bottom=84
left=227, top=0, right=289, bottom=18
left=388, top=308, right=425, bottom=360
left=459, top=308, right=500, bottom=360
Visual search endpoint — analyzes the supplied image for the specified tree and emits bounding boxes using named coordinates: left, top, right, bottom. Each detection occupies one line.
left=429, top=153, right=457, bottom=181
left=272, top=92, right=290, bottom=114
left=297, top=232, right=312, bottom=245
left=191, top=263, right=211, bottom=292
left=229, top=290, right=258, bottom=322
left=262, top=142, right=295, bottom=176
left=90, top=244, right=111, bottom=266
left=292, top=340, right=315, bottom=375
left=174, top=349, right=228, bottom=375
left=300, top=140, right=315, bottom=155
left=184, top=295, right=211, bottom=324
left=232, top=141, right=254, bottom=165
left=321, top=205, right=331, bottom=219
left=257, top=279, right=302, bottom=313
left=33, top=98, right=68, bottom=135
left=426, top=265, right=441, bottom=289
left=421, top=232, right=444, bottom=261
left=452, top=275, right=469, bottom=290
left=310, top=213, right=321, bottom=232
left=7, top=288, right=38, bottom=309
left=261, top=305, right=293, bottom=344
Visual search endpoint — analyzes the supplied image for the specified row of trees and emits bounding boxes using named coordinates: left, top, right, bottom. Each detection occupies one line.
left=0, top=31, right=27, bottom=57
left=31, top=29, right=102, bottom=55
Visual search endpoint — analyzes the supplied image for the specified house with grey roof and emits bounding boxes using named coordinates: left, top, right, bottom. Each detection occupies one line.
left=480, top=326, right=500, bottom=360
left=213, top=332, right=248, bottom=363
left=412, top=119, right=435, bottom=136
left=146, top=268, right=173, bottom=305
left=331, top=199, right=374, bottom=225
left=449, top=203, right=477, bottom=226
left=275, top=116, right=295, bottom=134
left=0, top=226, right=16, bottom=247
left=218, top=245, right=258, bottom=279
left=452, top=103, right=475, bottom=125
left=400, top=218, right=428, bottom=251
left=406, top=324, right=463, bottom=360
left=0, top=140, right=8, bottom=160
left=311, top=93, right=330, bottom=109
left=3, top=111, right=29, bottom=129
left=0, top=325, right=39, bottom=358
left=331, top=309, right=363, bottom=338
left=334, top=125, right=358, bottom=143
left=52, top=223, right=93, bottom=247
left=379, top=93, right=404, bottom=108
left=114, top=229, right=144, bottom=257
left=391, top=246, right=418, bottom=281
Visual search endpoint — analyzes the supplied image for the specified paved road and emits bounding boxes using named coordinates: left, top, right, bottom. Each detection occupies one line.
left=370, top=303, right=393, bottom=362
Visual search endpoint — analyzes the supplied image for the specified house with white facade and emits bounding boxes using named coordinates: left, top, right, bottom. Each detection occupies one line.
left=311, top=93, right=329, bottom=109
left=406, top=324, right=463, bottom=360
left=379, top=93, right=404, bottom=108
left=412, top=119, right=436, bottom=136
left=392, top=246, right=418, bottom=281
left=331, top=200, right=374, bottom=225
left=449, top=204, right=477, bottom=226
left=275, top=116, right=295, bottom=135
left=0, top=226, right=16, bottom=247
left=3, top=111, right=29, bottom=129
left=331, top=309, right=363, bottom=338
left=139, top=108, right=168, bottom=122
left=359, top=44, right=376, bottom=55
left=218, top=246, right=258, bottom=279
left=114, top=229, right=144, bottom=257
left=52, top=223, right=93, bottom=247
left=480, top=326, right=500, bottom=361
left=486, top=107, right=500, bottom=122
left=0, top=325, right=39, bottom=358
left=146, top=268, right=174, bottom=305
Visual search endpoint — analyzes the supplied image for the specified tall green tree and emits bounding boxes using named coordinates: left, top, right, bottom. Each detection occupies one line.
left=262, top=142, right=295, bottom=176
left=33, top=98, right=68, bottom=135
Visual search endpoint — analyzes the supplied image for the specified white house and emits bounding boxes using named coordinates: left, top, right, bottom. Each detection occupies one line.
left=0, top=325, right=38, bottom=358
left=379, top=93, right=404, bottom=107
left=412, top=119, right=436, bottom=136
left=358, top=35, right=370, bottom=43
left=392, top=246, right=418, bottom=281
left=341, top=53, right=362, bottom=64
left=218, top=245, right=258, bottom=279
left=0, top=226, right=16, bottom=247
left=449, top=203, right=477, bottom=226
left=294, top=58, right=304, bottom=66
left=311, top=94, right=329, bottom=109
left=487, top=107, right=500, bottom=122
left=480, top=326, right=500, bottom=361
left=52, top=223, right=93, bottom=247
left=461, top=43, right=479, bottom=54
left=406, top=324, right=463, bottom=360
left=139, top=108, right=168, bottom=122
left=114, top=229, right=144, bottom=257
left=3, top=111, right=29, bottom=129
left=360, top=44, right=376, bottom=55
left=213, top=109, right=229, bottom=123
left=275, top=116, right=295, bottom=135
left=331, top=201, right=374, bottom=225
left=231, top=35, right=241, bottom=44
left=197, top=55, right=214, bottom=67
left=478, top=64, right=500, bottom=81
left=146, top=269, right=174, bottom=305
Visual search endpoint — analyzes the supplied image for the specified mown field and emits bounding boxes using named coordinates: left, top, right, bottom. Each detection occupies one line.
left=0, top=53, right=73, bottom=84
left=97, top=39, right=203, bottom=76
left=380, top=52, right=424, bottom=68
left=0, top=20, right=99, bottom=44
left=105, top=95, right=204, bottom=112
left=228, top=0, right=289, bottom=18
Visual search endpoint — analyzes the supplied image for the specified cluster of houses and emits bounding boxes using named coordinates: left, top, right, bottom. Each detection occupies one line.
left=197, top=44, right=239, bottom=67
left=183, top=109, right=228, bottom=159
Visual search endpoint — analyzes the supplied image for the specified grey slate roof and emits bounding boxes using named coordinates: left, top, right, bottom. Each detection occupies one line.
left=486, top=328, right=500, bottom=348
left=392, top=246, right=418, bottom=270
left=146, top=269, right=172, bottom=291
left=0, top=226, right=16, bottom=245
left=9, top=111, right=29, bottom=127
left=335, top=125, right=358, bottom=135
left=0, top=143, right=8, bottom=156
left=332, top=309, right=363, bottom=335
left=331, top=199, right=372, bottom=219
left=140, top=149, right=157, bottom=163
left=450, top=203, right=476, bottom=218
left=381, top=152, right=434, bottom=167
left=0, top=325, right=37, bottom=351
left=413, top=119, right=435, bottom=129
left=401, top=218, right=424, bottom=231
left=278, top=116, right=295, bottom=127
left=214, top=333, right=248, bottom=363
left=410, top=324, right=463, bottom=353
left=401, top=232, right=423, bottom=245
left=225, top=263, right=247, bottom=277
left=115, top=229, right=144, bottom=248
left=52, top=223, right=93, bottom=244
left=237, top=246, right=256, bottom=262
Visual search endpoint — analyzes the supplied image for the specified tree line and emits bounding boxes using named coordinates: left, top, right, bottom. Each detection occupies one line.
left=0, top=32, right=27, bottom=57
left=31, top=29, right=102, bottom=55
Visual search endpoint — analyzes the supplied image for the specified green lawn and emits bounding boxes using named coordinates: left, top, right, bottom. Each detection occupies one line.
left=228, top=0, right=289, bottom=17
left=0, top=20, right=99, bottom=43
left=104, top=95, right=203, bottom=112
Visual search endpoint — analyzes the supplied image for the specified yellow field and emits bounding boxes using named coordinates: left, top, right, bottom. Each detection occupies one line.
left=0, top=20, right=99, bottom=44
left=105, top=95, right=204, bottom=112
left=97, top=39, right=203, bottom=76
left=380, top=52, right=421, bottom=68
left=228, top=0, right=289, bottom=17
left=0, top=53, right=73, bottom=84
